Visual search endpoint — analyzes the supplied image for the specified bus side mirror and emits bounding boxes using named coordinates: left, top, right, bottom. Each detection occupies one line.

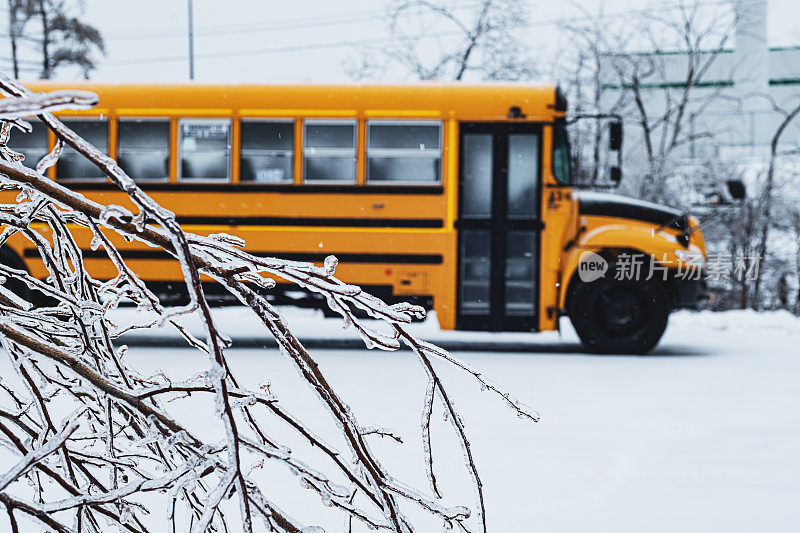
left=610, top=166, right=622, bottom=184
left=727, top=180, right=746, bottom=201
left=609, top=121, right=623, bottom=151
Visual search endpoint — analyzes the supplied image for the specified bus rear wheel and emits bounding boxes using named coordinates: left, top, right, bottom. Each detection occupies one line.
left=568, top=270, right=669, bottom=355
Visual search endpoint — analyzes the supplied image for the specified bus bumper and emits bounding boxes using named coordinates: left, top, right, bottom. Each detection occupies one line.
left=673, top=278, right=712, bottom=309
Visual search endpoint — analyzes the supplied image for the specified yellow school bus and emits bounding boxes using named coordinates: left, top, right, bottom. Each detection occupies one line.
left=1, top=82, right=709, bottom=353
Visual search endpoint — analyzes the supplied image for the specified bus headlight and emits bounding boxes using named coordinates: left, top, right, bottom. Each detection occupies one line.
left=674, top=248, right=705, bottom=267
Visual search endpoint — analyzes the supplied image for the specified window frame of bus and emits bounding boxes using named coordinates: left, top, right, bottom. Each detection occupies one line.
left=239, top=118, right=294, bottom=183
left=56, top=118, right=109, bottom=181
left=302, top=119, right=357, bottom=183
left=365, top=120, right=443, bottom=184
left=116, top=117, right=171, bottom=181
left=177, top=118, right=232, bottom=182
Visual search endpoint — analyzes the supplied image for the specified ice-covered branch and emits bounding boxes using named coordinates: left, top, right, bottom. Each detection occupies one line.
left=0, top=90, right=97, bottom=120
left=0, top=417, right=79, bottom=492
left=0, top=80, right=535, bottom=532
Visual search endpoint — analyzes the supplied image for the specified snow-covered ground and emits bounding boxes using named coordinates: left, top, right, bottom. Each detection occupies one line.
left=121, top=308, right=800, bottom=532
left=3, top=308, right=800, bottom=531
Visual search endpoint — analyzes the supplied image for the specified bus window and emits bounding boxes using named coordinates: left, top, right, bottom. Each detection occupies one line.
left=504, top=231, right=536, bottom=315
left=117, top=119, right=170, bottom=180
left=303, top=120, right=356, bottom=182
left=57, top=119, right=108, bottom=180
left=7, top=120, right=47, bottom=171
left=459, top=229, right=491, bottom=315
left=179, top=119, right=231, bottom=180
left=366, top=121, right=441, bottom=183
left=553, top=119, right=571, bottom=185
left=461, top=133, right=493, bottom=217
left=507, top=133, right=539, bottom=218
left=240, top=120, right=293, bottom=182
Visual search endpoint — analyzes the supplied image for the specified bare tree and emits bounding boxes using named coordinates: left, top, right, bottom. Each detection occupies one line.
left=708, top=97, right=800, bottom=310
left=793, top=210, right=800, bottom=314
left=564, top=0, right=736, bottom=203
left=559, top=3, right=631, bottom=186
left=347, top=0, right=536, bottom=81
left=6, top=0, right=37, bottom=78
left=34, top=0, right=105, bottom=79
left=716, top=175, right=761, bottom=309
left=749, top=97, right=800, bottom=309
left=561, top=1, right=800, bottom=311
left=0, top=78, right=537, bottom=532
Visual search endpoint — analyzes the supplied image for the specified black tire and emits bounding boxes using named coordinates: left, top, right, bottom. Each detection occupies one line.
left=568, top=265, right=670, bottom=355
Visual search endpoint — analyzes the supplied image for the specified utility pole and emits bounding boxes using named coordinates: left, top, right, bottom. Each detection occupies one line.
left=188, top=0, right=195, bottom=80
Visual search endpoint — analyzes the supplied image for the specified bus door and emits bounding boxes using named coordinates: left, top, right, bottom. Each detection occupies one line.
left=457, top=123, right=542, bottom=331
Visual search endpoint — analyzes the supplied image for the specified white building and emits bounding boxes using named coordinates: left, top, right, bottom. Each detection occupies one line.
left=600, top=0, right=800, bottom=161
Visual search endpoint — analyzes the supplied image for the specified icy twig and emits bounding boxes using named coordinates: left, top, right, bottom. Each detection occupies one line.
left=0, top=78, right=535, bottom=533
left=0, top=417, right=80, bottom=492
left=0, top=90, right=97, bottom=120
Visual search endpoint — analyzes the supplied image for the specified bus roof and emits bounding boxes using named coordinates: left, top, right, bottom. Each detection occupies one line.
left=22, top=82, right=561, bottom=120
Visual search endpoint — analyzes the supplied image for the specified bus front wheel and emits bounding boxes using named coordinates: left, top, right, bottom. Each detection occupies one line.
left=568, top=270, right=670, bottom=355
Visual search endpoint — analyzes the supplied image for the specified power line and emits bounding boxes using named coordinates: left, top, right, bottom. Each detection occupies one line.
left=102, top=0, right=735, bottom=67
left=104, top=13, right=388, bottom=41
left=98, top=0, right=730, bottom=42
left=106, top=34, right=408, bottom=66
left=0, top=16, right=385, bottom=42
left=107, top=7, right=392, bottom=39
left=0, top=53, right=40, bottom=66
left=103, top=12, right=389, bottom=40
left=0, top=0, right=734, bottom=70
left=0, top=6, right=385, bottom=42
left=93, top=2, right=488, bottom=41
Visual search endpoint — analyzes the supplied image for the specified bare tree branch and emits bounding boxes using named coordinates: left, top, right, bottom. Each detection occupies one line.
left=0, top=80, right=536, bottom=532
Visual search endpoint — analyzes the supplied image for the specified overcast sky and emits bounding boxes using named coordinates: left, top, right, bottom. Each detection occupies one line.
left=3, top=0, right=799, bottom=83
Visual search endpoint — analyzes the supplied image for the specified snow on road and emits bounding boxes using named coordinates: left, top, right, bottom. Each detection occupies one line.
left=113, top=308, right=800, bottom=532
left=1, top=308, right=797, bottom=531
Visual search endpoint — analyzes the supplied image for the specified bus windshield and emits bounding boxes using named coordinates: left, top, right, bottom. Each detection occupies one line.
left=553, top=119, right=571, bottom=185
